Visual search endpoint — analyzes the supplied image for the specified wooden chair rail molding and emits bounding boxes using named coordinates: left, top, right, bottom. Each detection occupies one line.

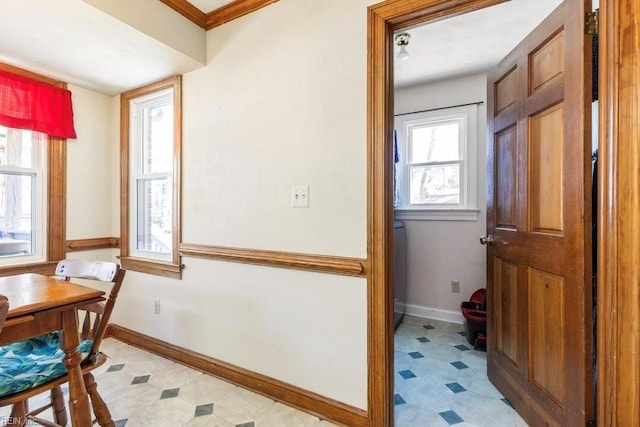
left=65, top=237, right=120, bottom=252
left=63, top=239, right=366, bottom=277
left=107, top=324, right=367, bottom=427
left=0, top=262, right=58, bottom=278
left=158, top=0, right=280, bottom=30
left=179, top=243, right=367, bottom=278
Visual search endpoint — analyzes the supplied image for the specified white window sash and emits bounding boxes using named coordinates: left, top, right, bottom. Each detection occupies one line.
left=0, top=149, right=46, bottom=265
left=128, top=90, right=174, bottom=261
left=395, top=104, right=478, bottom=220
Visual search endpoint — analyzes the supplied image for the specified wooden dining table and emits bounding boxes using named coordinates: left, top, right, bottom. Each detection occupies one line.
left=0, top=273, right=105, bottom=427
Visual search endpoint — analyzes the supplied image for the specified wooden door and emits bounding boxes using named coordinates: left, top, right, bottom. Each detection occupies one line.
left=485, top=0, right=593, bottom=425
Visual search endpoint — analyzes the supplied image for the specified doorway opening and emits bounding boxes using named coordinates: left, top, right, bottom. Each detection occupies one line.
left=370, top=0, right=597, bottom=425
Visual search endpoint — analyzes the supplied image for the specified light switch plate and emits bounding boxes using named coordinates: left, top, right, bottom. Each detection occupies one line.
left=291, top=185, right=309, bottom=208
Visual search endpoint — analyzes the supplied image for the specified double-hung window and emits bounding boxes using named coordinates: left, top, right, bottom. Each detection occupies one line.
left=394, top=104, right=479, bottom=221
left=0, top=63, right=70, bottom=272
left=0, top=126, right=45, bottom=263
left=120, top=76, right=182, bottom=278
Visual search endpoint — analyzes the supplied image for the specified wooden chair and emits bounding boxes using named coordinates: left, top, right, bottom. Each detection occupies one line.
left=0, top=293, right=8, bottom=333
left=0, top=260, right=126, bottom=427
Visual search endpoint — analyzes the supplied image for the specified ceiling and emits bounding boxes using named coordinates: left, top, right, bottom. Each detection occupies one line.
left=0, top=0, right=210, bottom=95
left=0, top=0, right=562, bottom=96
left=187, top=0, right=235, bottom=13
left=394, top=0, right=562, bottom=87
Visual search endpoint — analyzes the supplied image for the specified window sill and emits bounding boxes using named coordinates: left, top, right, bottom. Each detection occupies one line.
left=394, top=207, right=480, bottom=221
left=119, top=256, right=184, bottom=279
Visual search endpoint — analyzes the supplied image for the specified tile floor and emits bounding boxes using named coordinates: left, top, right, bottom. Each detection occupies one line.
left=394, top=315, right=529, bottom=426
left=0, top=338, right=338, bottom=427
left=1, top=317, right=529, bottom=427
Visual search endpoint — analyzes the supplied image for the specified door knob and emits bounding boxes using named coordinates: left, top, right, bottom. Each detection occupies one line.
left=479, top=235, right=494, bottom=245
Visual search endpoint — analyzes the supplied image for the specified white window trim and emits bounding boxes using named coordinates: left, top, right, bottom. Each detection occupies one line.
left=0, top=139, right=47, bottom=266
left=394, top=103, right=479, bottom=221
left=128, top=88, right=174, bottom=262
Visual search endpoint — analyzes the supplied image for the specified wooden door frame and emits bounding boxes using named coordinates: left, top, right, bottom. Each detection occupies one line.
left=367, top=0, right=639, bottom=425
left=597, top=1, right=640, bottom=426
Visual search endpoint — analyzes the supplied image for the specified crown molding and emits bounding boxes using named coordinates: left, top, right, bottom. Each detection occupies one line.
left=158, top=0, right=207, bottom=28
left=205, top=0, right=279, bottom=30
left=158, top=0, right=279, bottom=30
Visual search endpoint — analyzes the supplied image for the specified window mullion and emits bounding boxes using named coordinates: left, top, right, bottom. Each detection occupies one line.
left=408, top=160, right=463, bottom=168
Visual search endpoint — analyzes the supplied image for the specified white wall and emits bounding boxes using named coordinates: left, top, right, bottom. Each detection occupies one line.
left=65, top=86, right=121, bottom=316
left=82, top=0, right=206, bottom=64
left=93, top=0, right=377, bottom=410
left=186, top=0, right=369, bottom=257
left=67, top=85, right=114, bottom=239
left=395, top=73, right=488, bottom=321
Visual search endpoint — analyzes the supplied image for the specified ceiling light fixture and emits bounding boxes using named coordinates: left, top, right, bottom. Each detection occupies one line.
left=395, top=32, right=411, bottom=61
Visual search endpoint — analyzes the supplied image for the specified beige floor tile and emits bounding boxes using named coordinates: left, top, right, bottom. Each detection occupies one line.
left=211, top=387, right=275, bottom=425
left=178, top=373, right=236, bottom=406
left=253, top=402, right=321, bottom=426
left=124, top=396, right=195, bottom=426
left=183, top=412, right=235, bottom=426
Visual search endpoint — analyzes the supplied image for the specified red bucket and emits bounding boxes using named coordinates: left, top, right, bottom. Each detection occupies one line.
left=461, top=288, right=486, bottom=349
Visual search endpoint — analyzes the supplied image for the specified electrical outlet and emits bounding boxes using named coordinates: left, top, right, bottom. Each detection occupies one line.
left=451, top=280, right=460, bottom=293
left=154, top=299, right=161, bottom=314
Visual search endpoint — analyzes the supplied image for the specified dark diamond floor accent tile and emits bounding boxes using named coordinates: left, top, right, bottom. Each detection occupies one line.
left=394, top=393, right=406, bottom=405
left=236, top=423, right=255, bottom=427
left=450, top=361, right=469, bottom=370
left=160, top=388, right=180, bottom=399
left=457, top=331, right=467, bottom=336
left=445, top=382, right=467, bottom=393
left=131, top=375, right=150, bottom=385
left=408, top=351, right=424, bottom=359
left=399, top=369, right=416, bottom=379
left=107, top=364, right=125, bottom=372
left=416, top=336, right=430, bottom=343
left=195, top=403, right=214, bottom=417
left=454, top=344, right=471, bottom=351
left=501, top=398, right=514, bottom=408
left=439, top=410, right=464, bottom=425
left=423, top=324, right=436, bottom=330
left=114, top=420, right=127, bottom=427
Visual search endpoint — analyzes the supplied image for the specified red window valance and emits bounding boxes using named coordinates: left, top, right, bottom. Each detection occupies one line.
left=0, top=69, right=77, bottom=139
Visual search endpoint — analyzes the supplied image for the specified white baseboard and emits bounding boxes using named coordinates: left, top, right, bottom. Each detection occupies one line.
left=403, top=303, right=464, bottom=324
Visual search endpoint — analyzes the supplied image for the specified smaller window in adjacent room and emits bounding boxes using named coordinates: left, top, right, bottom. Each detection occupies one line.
left=121, top=76, right=182, bottom=278
left=394, top=104, right=479, bottom=221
